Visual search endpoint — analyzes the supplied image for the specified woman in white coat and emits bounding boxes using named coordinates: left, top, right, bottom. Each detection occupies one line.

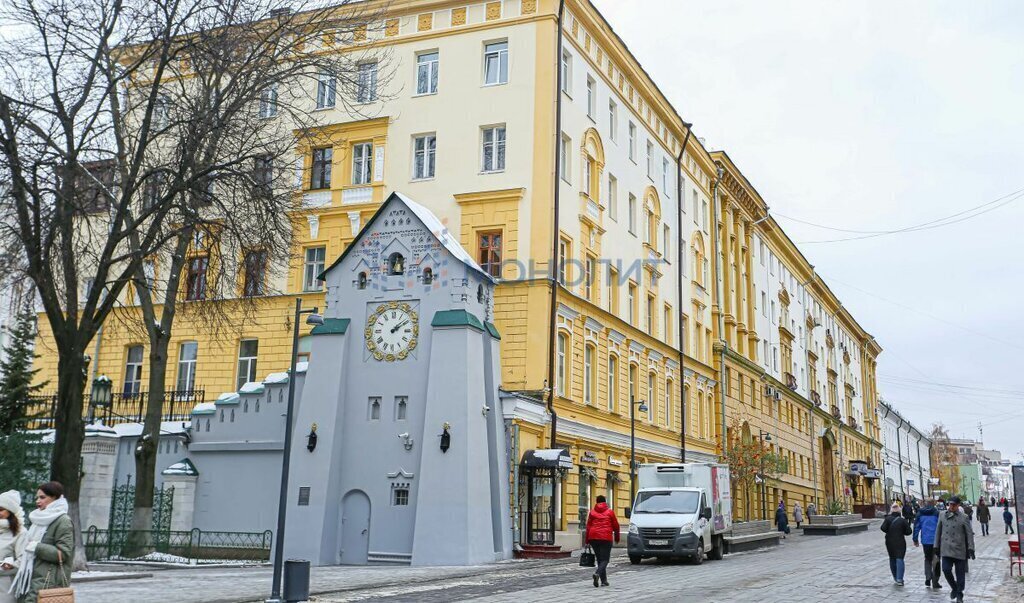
left=0, top=490, right=26, bottom=603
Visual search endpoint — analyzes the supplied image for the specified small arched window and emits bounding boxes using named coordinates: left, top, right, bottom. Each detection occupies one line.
left=477, top=283, right=484, bottom=303
left=388, top=252, right=405, bottom=275
left=357, top=272, right=368, bottom=289
left=422, top=267, right=433, bottom=285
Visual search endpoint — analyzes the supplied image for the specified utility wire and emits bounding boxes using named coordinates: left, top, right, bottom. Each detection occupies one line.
left=776, top=187, right=1024, bottom=243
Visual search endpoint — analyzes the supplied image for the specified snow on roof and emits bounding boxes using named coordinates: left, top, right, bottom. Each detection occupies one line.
left=84, top=422, right=119, bottom=437
left=215, top=392, right=240, bottom=405
left=29, top=429, right=55, bottom=444
left=192, top=402, right=216, bottom=415
left=264, top=372, right=289, bottom=385
left=295, top=361, right=309, bottom=374
left=396, top=192, right=494, bottom=283
left=111, top=421, right=190, bottom=438
left=238, top=381, right=265, bottom=394
left=162, top=458, right=199, bottom=476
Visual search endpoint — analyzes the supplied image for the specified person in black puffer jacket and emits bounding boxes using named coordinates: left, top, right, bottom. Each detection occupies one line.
left=881, top=502, right=913, bottom=586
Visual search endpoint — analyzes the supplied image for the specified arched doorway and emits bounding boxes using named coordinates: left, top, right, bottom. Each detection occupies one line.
left=821, top=429, right=837, bottom=502
left=340, top=490, right=371, bottom=565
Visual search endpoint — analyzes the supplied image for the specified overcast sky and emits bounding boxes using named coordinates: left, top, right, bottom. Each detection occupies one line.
left=593, top=0, right=1024, bottom=462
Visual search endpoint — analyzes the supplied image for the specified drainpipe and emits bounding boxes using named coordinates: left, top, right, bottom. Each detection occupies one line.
left=895, top=415, right=905, bottom=500
left=711, top=163, right=726, bottom=454
left=546, top=0, right=567, bottom=447
left=915, top=430, right=924, bottom=500
left=675, top=125, right=693, bottom=461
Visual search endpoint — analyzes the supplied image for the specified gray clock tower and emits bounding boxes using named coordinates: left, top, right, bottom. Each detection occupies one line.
left=282, top=192, right=512, bottom=566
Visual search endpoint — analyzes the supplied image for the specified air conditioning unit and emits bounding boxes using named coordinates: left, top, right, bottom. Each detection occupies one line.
left=764, top=385, right=774, bottom=397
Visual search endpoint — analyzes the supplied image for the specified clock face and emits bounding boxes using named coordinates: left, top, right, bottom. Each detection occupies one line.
left=365, top=302, right=418, bottom=361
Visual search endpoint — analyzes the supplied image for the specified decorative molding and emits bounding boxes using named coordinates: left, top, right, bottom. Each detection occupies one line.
left=307, top=214, right=320, bottom=239
left=557, top=415, right=717, bottom=462
left=666, top=359, right=680, bottom=371
left=386, top=468, right=415, bottom=479
left=485, top=1, right=501, bottom=21
left=521, top=0, right=537, bottom=15
left=629, top=341, right=644, bottom=355
left=385, top=18, right=399, bottom=37
left=648, top=350, right=663, bottom=364
left=557, top=303, right=580, bottom=321
left=584, top=316, right=604, bottom=333
left=500, top=390, right=550, bottom=425
left=451, top=7, right=467, bottom=26
left=608, top=329, right=626, bottom=345
left=453, top=187, right=525, bottom=205
left=348, top=211, right=361, bottom=234
left=418, top=13, right=433, bottom=31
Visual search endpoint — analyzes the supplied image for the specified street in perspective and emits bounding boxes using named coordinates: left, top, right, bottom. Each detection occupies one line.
left=1, top=1, right=1022, bottom=602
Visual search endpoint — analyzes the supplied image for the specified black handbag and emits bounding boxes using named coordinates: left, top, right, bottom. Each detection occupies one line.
left=579, top=544, right=596, bottom=567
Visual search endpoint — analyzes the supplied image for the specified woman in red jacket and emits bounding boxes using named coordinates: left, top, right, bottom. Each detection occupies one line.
left=585, top=495, right=620, bottom=587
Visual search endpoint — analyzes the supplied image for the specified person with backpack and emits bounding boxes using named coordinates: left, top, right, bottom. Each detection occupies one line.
left=912, top=498, right=941, bottom=589
left=584, top=495, right=619, bottom=588
left=881, top=502, right=913, bottom=586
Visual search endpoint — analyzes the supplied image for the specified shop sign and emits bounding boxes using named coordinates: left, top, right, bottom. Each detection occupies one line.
left=580, top=451, right=599, bottom=464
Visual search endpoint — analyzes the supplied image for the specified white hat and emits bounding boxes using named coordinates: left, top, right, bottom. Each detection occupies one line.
left=0, top=490, right=24, bottom=523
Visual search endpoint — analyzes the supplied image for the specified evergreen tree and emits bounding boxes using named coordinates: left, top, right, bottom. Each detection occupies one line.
left=0, top=308, right=50, bottom=514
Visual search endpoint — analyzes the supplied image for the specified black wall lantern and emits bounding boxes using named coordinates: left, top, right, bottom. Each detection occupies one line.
left=439, top=422, right=451, bottom=453
left=306, top=423, right=318, bottom=452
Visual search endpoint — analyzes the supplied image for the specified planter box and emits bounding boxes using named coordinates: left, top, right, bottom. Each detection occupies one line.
left=723, top=520, right=781, bottom=554
left=802, top=514, right=871, bottom=535
left=808, top=513, right=861, bottom=525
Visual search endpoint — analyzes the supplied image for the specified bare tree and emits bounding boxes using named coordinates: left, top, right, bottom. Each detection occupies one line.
left=0, top=0, right=389, bottom=563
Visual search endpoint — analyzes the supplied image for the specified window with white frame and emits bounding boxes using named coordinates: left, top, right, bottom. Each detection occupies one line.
left=628, top=193, right=637, bottom=234
left=582, top=156, right=592, bottom=197
left=584, top=345, right=594, bottom=405
left=482, top=125, right=506, bottom=172
left=310, top=147, right=332, bottom=189
left=608, top=99, right=617, bottom=141
left=123, top=345, right=143, bottom=395
left=701, top=199, right=709, bottom=231
left=303, top=247, right=326, bottom=291
left=647, top=373, right=655, bottom=421
left=586, top=75, right=596, bottom=119
left=316, top=69, right=336, bottom=108
left=259, top=85, right=278, bottom=118
left=608, top=355, right=618, bottom=411
left=560, top=49, right=572, bottom=94
left=559, top=134, right=571, bottom=182
left=352, top=142, right=373, bottom=184
left=357, top=62, right=378, bottom=103
left=646, top=141, right=654, bottom=178
left=607, top=174, right=617, bottom=220
left=556, top=332, right=568, bottom=396
left=413, top=134, right=436, bottom=179
left=484, top=41, right=509, bottom=85
left=662, top=158, right=671, bottom=194
left=236, top=339, right=259, bottom=390
left=176, top=341, right=198, bottom=391
left=663, top=224, right=671, bottom=259
left=416, top=51, right=439, bottom=95
left=628, top=122, right=636, bottom=161
left=692, top=190, right=699, bottom=225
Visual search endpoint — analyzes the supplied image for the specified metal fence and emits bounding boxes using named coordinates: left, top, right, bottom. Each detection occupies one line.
left=84, top=526, right=273, bottom=564
left=24, top=389, right=204, bottom=429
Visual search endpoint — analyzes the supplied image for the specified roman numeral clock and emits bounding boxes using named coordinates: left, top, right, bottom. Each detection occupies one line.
left=365, top=301, right=419, bottom=361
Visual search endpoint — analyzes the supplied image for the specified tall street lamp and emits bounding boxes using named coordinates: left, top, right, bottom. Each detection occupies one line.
left=629, top=396, right=649, bottom=507
left=757, top=429, right=772, bottom=520
left=268, top=299, right=323, bottom=603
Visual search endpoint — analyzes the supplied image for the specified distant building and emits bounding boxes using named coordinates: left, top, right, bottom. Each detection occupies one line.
left=877, top=400, right=931, bottom=501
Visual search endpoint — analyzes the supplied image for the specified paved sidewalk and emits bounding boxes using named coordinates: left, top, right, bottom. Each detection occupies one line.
left=74, top=514, right=1023, bottom=603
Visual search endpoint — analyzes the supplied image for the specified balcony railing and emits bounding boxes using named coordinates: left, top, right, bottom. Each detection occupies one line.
left=830, top=404, right=842, bottom=420
left=784, top=372, right=798, bottom=390
left=811, top=391, right=822, bottom=407
left=24, top=389, right=205, bottom=429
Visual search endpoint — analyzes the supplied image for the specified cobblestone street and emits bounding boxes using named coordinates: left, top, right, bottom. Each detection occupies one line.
left=74, top=517, right=1023, bottom=603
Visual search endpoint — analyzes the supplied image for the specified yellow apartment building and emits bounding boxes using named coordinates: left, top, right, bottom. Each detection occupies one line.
left=32, top=0, right=882, bottom=546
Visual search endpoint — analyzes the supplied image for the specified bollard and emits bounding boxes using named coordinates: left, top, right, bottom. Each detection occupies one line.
left=283, top=559, right=311, bottom=602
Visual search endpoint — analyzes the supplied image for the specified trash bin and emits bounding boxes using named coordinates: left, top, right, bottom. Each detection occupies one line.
left=283, top=559, right=310, bottom=603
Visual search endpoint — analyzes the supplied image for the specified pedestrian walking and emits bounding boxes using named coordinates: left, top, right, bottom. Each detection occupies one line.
left=912, top=498, right=941, bottom=590
left=934, top=496, right=975, bottom=603
left=976, top=499, right=991, bottom=536
left=9, top=482, right=74, bottom=603
left=774, top=501, right=789, bottom=539
left=881, top=502, right=912, bottom=586
left=793, top=502, right=804, bottom=529
left=0, top=490, right=26, bottom=603
left=807, top=501, right=817, bottom=517
left=901, top=499, right=915, bottom=523
left=1005, top=507, right=1016, bottom=535
left=584, top=495, right=619, bottom=588
left=963, top=503, right=973, bottom=522
left=990, top=496, right=995, bottom=507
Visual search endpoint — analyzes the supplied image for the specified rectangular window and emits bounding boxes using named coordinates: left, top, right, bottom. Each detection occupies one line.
left=702, top=200, right=709, bottom=231
left=478, top=231, right=502, bottom=278
left=176, top=341, right=198, bottom=391
left=369, top=396, right=382, bottom=420
left=663, top=224, right=671, bottom=260
left=142, top=172, right=164, bottom=210
left=316, top=69, right=336, bottom=108
left=236, top=339, right=258, bottom=390
left=357, top=62, right=378, bottom=103
left=484, top=41, right=509, bottom=85
left=482, top=125, right=506, bottom=172
left=586, top=75, right=596, bottom=119
left=664, top=305, right=672, bottom=345
left=662, top=158, right=671, bottom=194
left=559, top=49, right=571, bottom=93
left=352, top=142, right=372, bottom=184
left=395, top=396, right=408, bottom=420
left=416, top=51, right=439, bottom=95
left=627, top=283, right=637, bottom=325
left=123, top=345, right=143, bottom=396
left=583, top=158, right=592, bottom=197
left=608, top=99, right=617, bottom=141
left=392, top=487, right=409, bottom=506
left=254, top=156, right=273, bottom=195
left=310, top=147, right=333, bottom=189
left=646, top=295, right=655, bottom=335
left=607, top=175, right=617, bottom=220
left=584, top=345, right=594, bottom=405
left=558, top=238, right=570, bottom=285
left=556, top=333, right=567, bottom=396
left=303, top=247, right=326, bottom=292
left=584, top=256, right=594, bottom=300
left=646, top=141, right=654, bottom=178
left=185, top=256, right=208, bottom=301
left=413, top=134, right=436, bottom=179
left=608, top=356, right=618, bottom=412
left=628, top=193, right=637, bottom=234
left=628, top=122, right=636, bottom=161
left=692, top=190, right=699, bottom=225
left=259, top=84, right=278, bottom=118
left=242, top=249, right=267, bottom=297
left=559, top=134, right=570, bottom=182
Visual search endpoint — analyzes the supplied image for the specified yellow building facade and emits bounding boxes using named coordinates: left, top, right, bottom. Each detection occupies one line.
left=33, top=0, right=882, bottom=544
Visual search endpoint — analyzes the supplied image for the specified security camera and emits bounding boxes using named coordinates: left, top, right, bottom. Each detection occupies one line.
left=398, top=432, right=410, bottom=439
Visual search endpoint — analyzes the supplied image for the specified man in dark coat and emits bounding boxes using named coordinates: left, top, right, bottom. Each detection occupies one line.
left=774, top=501, right=789, bottom=539
left=976, top=500, right=991, bottom=536
left=901, top=499, right=915, bottom=522
left=935, top=496, right=975, bottom=603
left=882, top=502, right=913, bottom=586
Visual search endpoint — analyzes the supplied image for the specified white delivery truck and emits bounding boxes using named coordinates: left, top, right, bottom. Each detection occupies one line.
left=626, top=462, right=732, bottom=564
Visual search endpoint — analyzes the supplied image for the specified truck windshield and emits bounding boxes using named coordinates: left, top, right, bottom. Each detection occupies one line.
left=633, top=490, right=700, bottom=514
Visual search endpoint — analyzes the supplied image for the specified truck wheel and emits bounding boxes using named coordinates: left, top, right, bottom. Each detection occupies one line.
left=708, top=535, right=724, bottom=561
left=692, top=539, right=704, bottom=565
left=629, top=555, right=642, bottom=565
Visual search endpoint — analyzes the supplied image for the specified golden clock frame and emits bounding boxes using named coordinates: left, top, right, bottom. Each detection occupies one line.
left=364, top=301, right=419, bottom=361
